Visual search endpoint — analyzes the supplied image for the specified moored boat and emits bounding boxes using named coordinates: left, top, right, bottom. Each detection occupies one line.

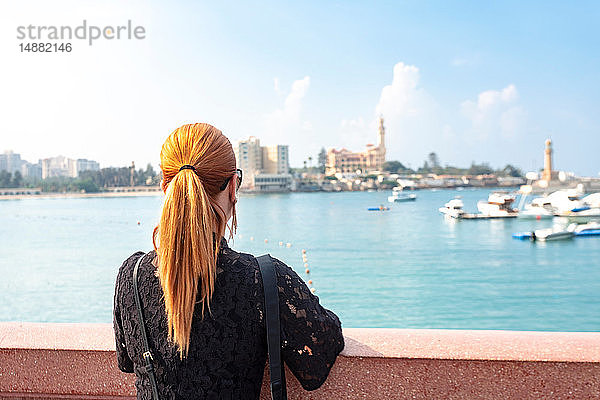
left=582, top=193, right=600, bottom=208
left=518, top=197, right=555, bottom=219
left=388, top=192, right=417, bottom=203
left=514, top=222, right=577, bottom=242
left=532, top=225, right=576, bottom=241
left=388, top=186, right=417, bottom=203
left=557, top=207, right=600, bottom=222
left=573, top=221, right=600, bottom=236
left=439, top=198, right=465, bottom=219
left=476, top=192, right=519, bottom=217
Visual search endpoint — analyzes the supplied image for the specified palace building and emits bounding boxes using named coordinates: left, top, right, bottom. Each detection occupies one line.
left=326, top=116, right=387, bottom=175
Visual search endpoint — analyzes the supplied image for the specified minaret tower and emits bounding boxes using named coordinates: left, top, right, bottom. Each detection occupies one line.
left=377, top=116, right=385, bottom=147
left=130, top=161, right=135, bottom=187
left=377, top=116, right=386, bottom=168
left=542, top=139, right=553, bottom=182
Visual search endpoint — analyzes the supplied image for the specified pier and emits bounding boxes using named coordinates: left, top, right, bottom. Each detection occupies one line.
left=459, top=213, right=518, bottom=220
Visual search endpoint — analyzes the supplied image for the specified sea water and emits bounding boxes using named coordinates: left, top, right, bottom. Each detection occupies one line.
left=1, top=189, right=599, bottom=331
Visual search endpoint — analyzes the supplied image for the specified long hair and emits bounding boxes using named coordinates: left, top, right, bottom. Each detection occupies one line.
left=152, top=123, right=236, bottom=359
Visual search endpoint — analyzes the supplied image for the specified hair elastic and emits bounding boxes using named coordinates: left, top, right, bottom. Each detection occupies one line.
left=179, top=164, right=196, bottom=173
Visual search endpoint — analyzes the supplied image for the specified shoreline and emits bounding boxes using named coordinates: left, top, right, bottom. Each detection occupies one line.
left=0, top=190, right=164, bottom=201
left=0, top=186, right=524, bottom=201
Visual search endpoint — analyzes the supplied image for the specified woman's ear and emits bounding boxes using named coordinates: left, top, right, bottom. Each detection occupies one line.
left=229, top=174, right=237, bottom=203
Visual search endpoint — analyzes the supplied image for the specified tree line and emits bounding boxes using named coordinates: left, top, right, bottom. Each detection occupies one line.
left=0, top=164, right=161, bottom=193
left=382, top=152, right=524, bottom=177
left=0, top=170, right=24, bottom=188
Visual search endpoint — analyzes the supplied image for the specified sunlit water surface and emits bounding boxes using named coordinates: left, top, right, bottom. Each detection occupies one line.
left=1, top=189, right=599, bottom=331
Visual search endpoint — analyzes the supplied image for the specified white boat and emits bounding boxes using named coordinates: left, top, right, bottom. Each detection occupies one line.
left=546, top=188, right=586, bottom=213
left=439, top=198, right=465, bottom=218
left=387, top=193, right=416, bottom=202
left=532, top=223, right=577, bottom=241
left=573, top=221, right=600, bottom=236
left=518, top=197, right=555, bottom=219
left=559, top=207, right=600, bottom=223
left=387, top=187, right=417, bottom=203
left=582, top=192, right=600, bottom=208
left=537, top=189, right=600, bottom=221
left=477, top=192, right=518, bottom=217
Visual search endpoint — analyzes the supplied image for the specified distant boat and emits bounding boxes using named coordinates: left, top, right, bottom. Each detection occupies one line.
left=368, top=206, right=390, bottom=211
left=438, top=198, right=465, bottom=219
left=388, top=187, right=417, bottom=203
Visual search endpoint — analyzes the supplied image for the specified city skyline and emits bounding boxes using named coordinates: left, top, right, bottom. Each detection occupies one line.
left=1, top=1, right=599, bottom=176
left=0, top=131, right=589, bottom=178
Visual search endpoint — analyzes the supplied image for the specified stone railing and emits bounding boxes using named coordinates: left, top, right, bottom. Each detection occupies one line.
left=1, top=322, right=599, bottom=399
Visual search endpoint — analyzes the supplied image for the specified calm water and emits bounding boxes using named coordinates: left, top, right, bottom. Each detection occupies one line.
left=1, top=189, right=599, bottom=331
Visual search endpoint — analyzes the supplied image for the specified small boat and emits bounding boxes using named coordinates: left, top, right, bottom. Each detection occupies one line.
left=439, top=198, right=465, bottom=219
left=477, top=192, right=518, bottom=217
left=388, top=188, right=417, bottom=203
left=532, top=225, right=575, bottom=241
left=514, top=223, right=577, bottom=242
left=368, top=206, right=390, bottom=211
left=573, top=221, right=600, bottom=237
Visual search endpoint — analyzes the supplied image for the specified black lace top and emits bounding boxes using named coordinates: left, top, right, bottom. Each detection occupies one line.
left=113, top=239, right=344, bottom=399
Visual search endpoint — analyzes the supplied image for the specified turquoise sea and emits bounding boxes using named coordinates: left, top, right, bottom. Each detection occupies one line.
left=1, top=189, right=599, bottom=331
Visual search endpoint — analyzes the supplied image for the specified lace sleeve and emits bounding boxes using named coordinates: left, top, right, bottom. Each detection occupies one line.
left=272, top=257, right=344, bottom=391
left=113, top=256, right=135, bottom=373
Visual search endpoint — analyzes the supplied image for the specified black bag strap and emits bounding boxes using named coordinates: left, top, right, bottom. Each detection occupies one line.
left=257, top=254, right=287, bottom=400
left=133, top=252, right=160, bottom=400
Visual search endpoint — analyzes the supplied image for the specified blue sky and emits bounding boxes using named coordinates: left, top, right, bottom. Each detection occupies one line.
left=1, top=1, right=599, bottom=175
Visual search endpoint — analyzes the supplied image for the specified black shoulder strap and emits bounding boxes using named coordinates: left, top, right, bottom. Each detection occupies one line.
left=133, top=252, right=161, bottom=400
left=257, top=254, right=287, bottom=400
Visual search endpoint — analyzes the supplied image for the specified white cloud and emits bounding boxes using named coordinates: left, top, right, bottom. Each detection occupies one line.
left=337, top=64, right=532, bottom=170
left=374, top=62, right=433, bottom=119
left=335, top=62, right=447, bottom=169
left=263, top=76, right=314, bottom=164
left=372, top=62, right=441, bottom=165
left=273, top=77, right=281, bottom=94
left=265, top=76, right=310, bottom=132
left=460, top=84, right=525, bottom=139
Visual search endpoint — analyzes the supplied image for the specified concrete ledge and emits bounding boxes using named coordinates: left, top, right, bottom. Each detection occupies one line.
left=1, top=322, right=599, bottom=399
